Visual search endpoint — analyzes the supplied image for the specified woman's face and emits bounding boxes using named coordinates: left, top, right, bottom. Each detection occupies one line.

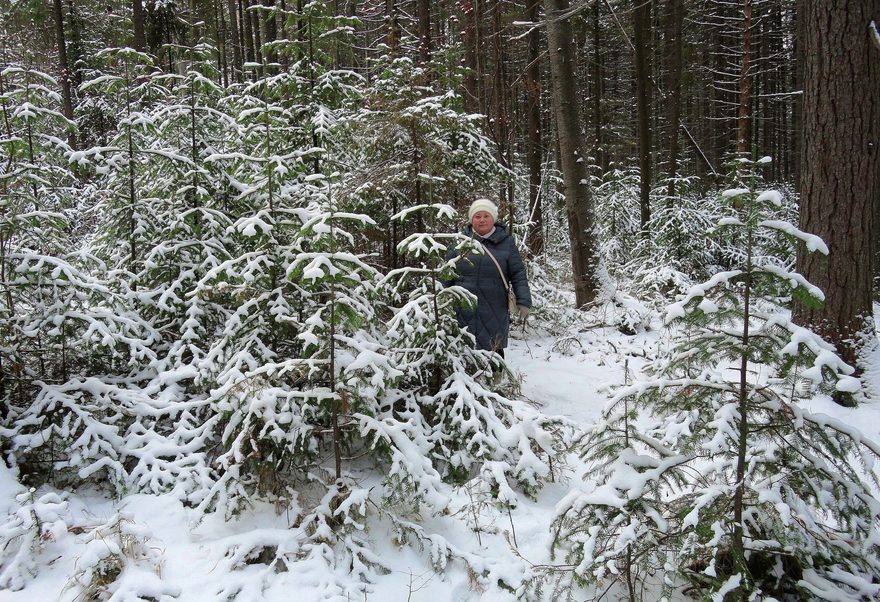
left=471, top=211, right=495, bottom=236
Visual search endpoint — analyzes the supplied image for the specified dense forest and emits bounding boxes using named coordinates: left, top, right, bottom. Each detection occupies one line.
left=1, top=0, right=879, bottom=600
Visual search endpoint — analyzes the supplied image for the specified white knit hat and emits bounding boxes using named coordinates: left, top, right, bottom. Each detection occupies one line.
left=468, top=198, right=498, bottom=221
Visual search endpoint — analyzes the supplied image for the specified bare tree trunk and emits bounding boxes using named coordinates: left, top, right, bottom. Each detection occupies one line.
left=462, top=0, right=480, bottom=111
left=633, top=0, right=652, bottom=231
left=545, top=0, right=602, bottom=307
left=260, top=0, right=276, bottom=68
left=52, top=0, right=76, bottom=149
left=417, top=0, right=431, bottom=66
left=591, top=0, right=607, bottom=172
left=385, top=0, right=400, bottom=54
left=227, top=0, right=243, bottom=82
left=242, top=0, right=255, bottom=71
left=490, top=0, right=511, bottom=214
left=249, top=0, right=264, bottom=76
left=737, top=0, right=752, bottom=155
left=794, top=0, right=879, bottom=390
left=132, top=0, right=147, bottom=51
left=792, top=0, right=804, bottom=189
left=662, top=0, right=683, bottom=198
left=524, top=0, right=544, bottom=256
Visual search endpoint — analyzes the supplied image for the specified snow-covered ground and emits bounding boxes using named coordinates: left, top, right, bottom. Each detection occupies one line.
left=2, top=316, right=879, bottom=602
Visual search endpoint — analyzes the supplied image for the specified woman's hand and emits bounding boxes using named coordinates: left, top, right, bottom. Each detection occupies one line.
left=517, top=305, right=530, bottom=321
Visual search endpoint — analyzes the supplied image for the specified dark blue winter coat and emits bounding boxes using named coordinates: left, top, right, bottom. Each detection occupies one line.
left=444, top=223, right=532, bottom=351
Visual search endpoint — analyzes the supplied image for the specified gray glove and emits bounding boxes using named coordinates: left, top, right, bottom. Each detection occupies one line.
left=517, top=305, right=530, bottom=321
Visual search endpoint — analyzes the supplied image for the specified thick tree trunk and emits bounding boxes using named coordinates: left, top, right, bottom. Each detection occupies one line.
left=737, top=0, right=752, bottom=155
left=242, top=0, right=255, bottom=68
left=132, top=0, right=147, bottom=51
left=385, top=0, right=400, bottom=54
left=524, top=0, right=544, bottom=256
left=794, top=1, right=879, bottom=383
left=490, top=0, right=511, bottom=215
left=545, top=0, right=602, bottom=306
left=591, top=0, right=607, bottom=172
left=662, top=0, right=683, bottom=198
left=417, top=0, right=431, bottom=66
left=52, top=0, right=76, bottom=149
left=633, top=0, right=652, bottom=231
left=227, top=0, right=243, bottom=82
left=462, top=0, right=481, bottom=112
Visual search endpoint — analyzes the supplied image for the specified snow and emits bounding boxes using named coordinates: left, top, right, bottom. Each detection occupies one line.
left=760, top=219, right=829, bottom=254
left=2, top=316, right=879, bottom=601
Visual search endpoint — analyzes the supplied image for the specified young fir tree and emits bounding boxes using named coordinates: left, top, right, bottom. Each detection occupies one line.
left=2, top=50, right=218, bottom=498
left=0, top=64, right=78, bottom=414
left=551, top=160, right=880, bottom=600
left=0, top=64, right=158, bottom=493
left=137, top=45, right=239, bottom=378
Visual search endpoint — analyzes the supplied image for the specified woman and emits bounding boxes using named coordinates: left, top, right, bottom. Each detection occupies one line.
left=446, top=198, right=532, bottom=356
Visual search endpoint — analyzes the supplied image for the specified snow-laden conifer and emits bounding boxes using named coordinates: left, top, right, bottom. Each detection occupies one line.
left=552, top=160, right=880, bottom=600
left=0, top=64, right=79, bottom=410
left=0, top=63, right=165, bottom=494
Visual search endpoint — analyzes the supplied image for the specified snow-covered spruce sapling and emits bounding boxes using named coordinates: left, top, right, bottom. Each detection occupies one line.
left=198, top=185, right=393, bottom=597
left=552, top=164, right=880, bottom=600
left=0, top=64, right=79, bottom=409
left=134, top=51, right=239, bottom=378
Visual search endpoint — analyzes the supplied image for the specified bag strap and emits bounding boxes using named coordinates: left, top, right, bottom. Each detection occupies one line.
left=479, top=241, right=510, bottom=292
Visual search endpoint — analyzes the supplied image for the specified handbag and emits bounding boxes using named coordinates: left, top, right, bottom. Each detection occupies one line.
left=482, top=244, right=518, bottom=315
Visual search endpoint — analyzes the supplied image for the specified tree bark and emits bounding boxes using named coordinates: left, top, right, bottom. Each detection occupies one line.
left=633, top=0, right=652, bottom=231
left=662, top=0, right=683, bottom=198
left=52, top=0, right=76, bottom=149
left=227, top=0, right=243, bottom=82
left=591, top=0, right=607, bottom=172
left=462, top=0, right=481, bottom=112
left=794, top=0, right=879, bottom=382
left=385, top=0, right=400, bottom=54
left=417, top=0, right=431, bottom=66
left=737, top=0, right=753, bottom=155
left=524, top=0, right=544, bottom=256
left=132, top=0, right=147, bottom=51
left=545, top=0, right=602, bottom=306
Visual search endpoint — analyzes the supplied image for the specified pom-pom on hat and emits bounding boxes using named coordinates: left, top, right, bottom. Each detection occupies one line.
left=468, top=198, right=498, bottom=221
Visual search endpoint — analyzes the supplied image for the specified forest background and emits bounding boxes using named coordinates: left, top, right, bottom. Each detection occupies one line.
left=1, top=0, right=880, bottom=600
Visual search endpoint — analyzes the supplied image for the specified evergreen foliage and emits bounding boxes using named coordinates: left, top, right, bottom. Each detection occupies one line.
left=552, top=161, right=880, bottom=600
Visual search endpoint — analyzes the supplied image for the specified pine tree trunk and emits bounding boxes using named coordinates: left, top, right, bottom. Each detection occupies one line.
left=524, top=0, right=544, bottom=256
left=545, top=0, right=602, bottom=306
left=592, top=0, right=607, bottom=172
left=385, top=0, right=400, bottom=54
left=633, top=0, right=652, bottom=231
left=490, top=0, right=510, bottom=214
left=417, top=0, right=431, bottom=66
left=242, top=0, right=255, bottom=69
left=737, top=0, right=752, bottom=155
left=462, top=0, right=480, bottom=112
left=227, top=0, right=243, bottom=82
left=132, top=0, right=147, bottom=51
left=663, top=0, right=683, bottom=198
left=792, top=0, right=805, bottom=189
left=52, top=0, right=76, bottom=149
left=794, top=0, right=879, bottom=385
